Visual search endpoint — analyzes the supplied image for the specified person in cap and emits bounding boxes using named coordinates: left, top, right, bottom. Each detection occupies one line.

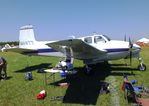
left=0, top=57, right=7, bottom=80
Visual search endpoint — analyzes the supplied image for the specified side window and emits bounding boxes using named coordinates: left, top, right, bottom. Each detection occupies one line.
left=84, top=37, right=92, bottom=43
left=94, top=36, right=106, bottom=43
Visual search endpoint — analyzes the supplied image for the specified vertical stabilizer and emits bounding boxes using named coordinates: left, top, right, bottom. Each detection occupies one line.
left=19, top=25, right=36, bottom=48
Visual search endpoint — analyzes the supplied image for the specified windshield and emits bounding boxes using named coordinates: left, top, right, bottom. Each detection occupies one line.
left=94, top=36, right=107, bottom=43
left=84, top=37, right=92, bottom=43
left=103, top=35, right=111, bottom=41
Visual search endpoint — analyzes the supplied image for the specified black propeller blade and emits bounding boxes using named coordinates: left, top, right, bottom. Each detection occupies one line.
left=129, top=37, right=133, bottom=65
left=124, top=35, right=127, bottom=42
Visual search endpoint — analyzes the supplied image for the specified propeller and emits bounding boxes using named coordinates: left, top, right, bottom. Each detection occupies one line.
left=124, top=35, right=127, bottom=42
left=129, top=37, right=133, bottom=65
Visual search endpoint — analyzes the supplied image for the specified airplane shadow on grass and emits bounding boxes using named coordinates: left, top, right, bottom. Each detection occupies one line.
left=15, top=63, right=52, bottom=73
left=14, top=62, right=139, bottom=105
left=50, top=62, right=139, bottom=105
left=110, top=63, right=139, bottom=76
left=62, top=63, right=111, bottom=105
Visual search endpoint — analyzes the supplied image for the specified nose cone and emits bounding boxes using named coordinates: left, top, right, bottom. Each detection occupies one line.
left=132, top=44, right=141, bottom=50
left=133, top=43, right=141, bottom=50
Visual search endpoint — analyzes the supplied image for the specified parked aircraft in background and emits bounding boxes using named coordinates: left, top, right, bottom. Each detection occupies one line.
left=1, top=44, right=12, bottom=52
left=4, top=25, right=146, bottom=72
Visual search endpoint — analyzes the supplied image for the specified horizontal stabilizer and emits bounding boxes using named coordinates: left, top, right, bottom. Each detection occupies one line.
left=4, top=47, right=37, bottom=54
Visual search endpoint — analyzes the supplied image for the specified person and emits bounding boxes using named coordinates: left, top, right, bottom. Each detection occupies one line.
left=0, top=57, right=7, bottom=80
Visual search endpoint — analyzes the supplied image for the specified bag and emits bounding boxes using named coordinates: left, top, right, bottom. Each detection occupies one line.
left=60, top=71, right=66, bottom=78
left=25, top=72, right=33, bottom=80
left=36, top=90, right=46, bottom=99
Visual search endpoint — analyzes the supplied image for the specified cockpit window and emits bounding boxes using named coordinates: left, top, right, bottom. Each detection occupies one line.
left=103, top=35, right=111, bottom=41
left=84, top=37, right=92, bottom=43
left=94, top=36, right=106, bottom=43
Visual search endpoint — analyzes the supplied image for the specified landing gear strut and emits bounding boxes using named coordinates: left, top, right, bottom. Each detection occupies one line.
left=84, top=65, right=92, bottom=75
left=138, top=58, right=146, bottom=71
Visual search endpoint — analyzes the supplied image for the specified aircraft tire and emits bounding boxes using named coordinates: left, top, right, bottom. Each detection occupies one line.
left=138, top=64, right=146, bottom=71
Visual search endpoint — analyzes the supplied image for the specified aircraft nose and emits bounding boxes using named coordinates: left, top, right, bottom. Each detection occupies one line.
left=133, top=43, right=141, bottom=50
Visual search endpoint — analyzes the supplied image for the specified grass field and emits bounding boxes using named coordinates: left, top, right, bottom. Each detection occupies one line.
left=0, top=48, right=149, bottom=106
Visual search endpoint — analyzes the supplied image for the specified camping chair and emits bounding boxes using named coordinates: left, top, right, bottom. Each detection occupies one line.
left=124, top=87, right=149, bottom=106
left=135, top=87, right=149, bottom=106
left=122, top=74, right=143, bottom=97
left=124, top=82, right=144, bottom=104
left=124, top=82, right=143, bottom=96
left=136, top=97, right=149, bottom=106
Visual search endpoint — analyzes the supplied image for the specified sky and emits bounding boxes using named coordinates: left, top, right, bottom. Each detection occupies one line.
left=0, top=0, right=149, bottom=42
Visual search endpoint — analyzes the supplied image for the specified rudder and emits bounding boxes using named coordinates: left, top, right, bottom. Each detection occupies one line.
left=19, top=25, right=36, bottom=48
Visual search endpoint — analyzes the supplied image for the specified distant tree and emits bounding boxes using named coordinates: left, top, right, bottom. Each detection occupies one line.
left=0, top=41, right=19, bottom=46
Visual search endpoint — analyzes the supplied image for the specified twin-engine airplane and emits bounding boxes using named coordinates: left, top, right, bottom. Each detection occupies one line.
left=5, top=25, right=146, bottom=71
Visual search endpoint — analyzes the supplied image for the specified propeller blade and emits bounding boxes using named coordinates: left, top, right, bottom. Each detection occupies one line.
left=130, top=50, right=132, bottom=65
left=124, top=35, right=126, bottom=41
left=129, top=37, right=133, bottom=65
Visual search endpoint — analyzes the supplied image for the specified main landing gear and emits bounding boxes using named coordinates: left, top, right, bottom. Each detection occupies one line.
left=138, top=58, right=146, bottom=71
left=84, top=65, right=92, bottom=75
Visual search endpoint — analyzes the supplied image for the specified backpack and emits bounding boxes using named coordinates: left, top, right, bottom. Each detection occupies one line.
left=25, top=72, right=33, bottom=80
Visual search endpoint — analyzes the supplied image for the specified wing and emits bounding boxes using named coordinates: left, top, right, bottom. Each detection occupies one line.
left=47, top=39, right=106, bottom=60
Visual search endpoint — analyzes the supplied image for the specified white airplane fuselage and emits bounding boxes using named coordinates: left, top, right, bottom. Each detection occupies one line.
left=20, top=40, right=65, bottom=57
left=21, top=35, right=140, bottom=65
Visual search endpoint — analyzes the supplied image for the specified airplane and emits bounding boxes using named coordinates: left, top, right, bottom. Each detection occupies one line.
left=47, top=34, right=147, bottom=72
left=5, top=25, right=147, bottom=73
left=1, top=44, right=12, bottom=52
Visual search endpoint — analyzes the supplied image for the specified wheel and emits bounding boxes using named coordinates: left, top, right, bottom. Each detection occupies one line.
left=83, top=65, right=92, bottom=75
left=138, top=64, right=146, bottom=71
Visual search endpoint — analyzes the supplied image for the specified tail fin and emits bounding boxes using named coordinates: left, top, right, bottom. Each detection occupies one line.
left=19, top=25, right=36, bottom=48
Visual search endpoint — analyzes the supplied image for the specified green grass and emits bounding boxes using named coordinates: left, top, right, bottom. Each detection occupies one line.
left=0, top=48, right=149, bottom=106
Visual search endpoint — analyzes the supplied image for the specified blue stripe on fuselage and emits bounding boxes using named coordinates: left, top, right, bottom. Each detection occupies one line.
left=106, top=48, right=129, bottom=53
left=38, top=49, right=57, bottom=53
left=23, top=48, right=58, bottom=54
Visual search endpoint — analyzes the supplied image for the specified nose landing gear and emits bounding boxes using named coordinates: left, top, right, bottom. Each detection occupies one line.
left=138, top=58, right=146, bottom=71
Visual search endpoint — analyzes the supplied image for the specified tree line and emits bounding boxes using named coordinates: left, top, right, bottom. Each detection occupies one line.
left=0, top=41, right=19, bottom=46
